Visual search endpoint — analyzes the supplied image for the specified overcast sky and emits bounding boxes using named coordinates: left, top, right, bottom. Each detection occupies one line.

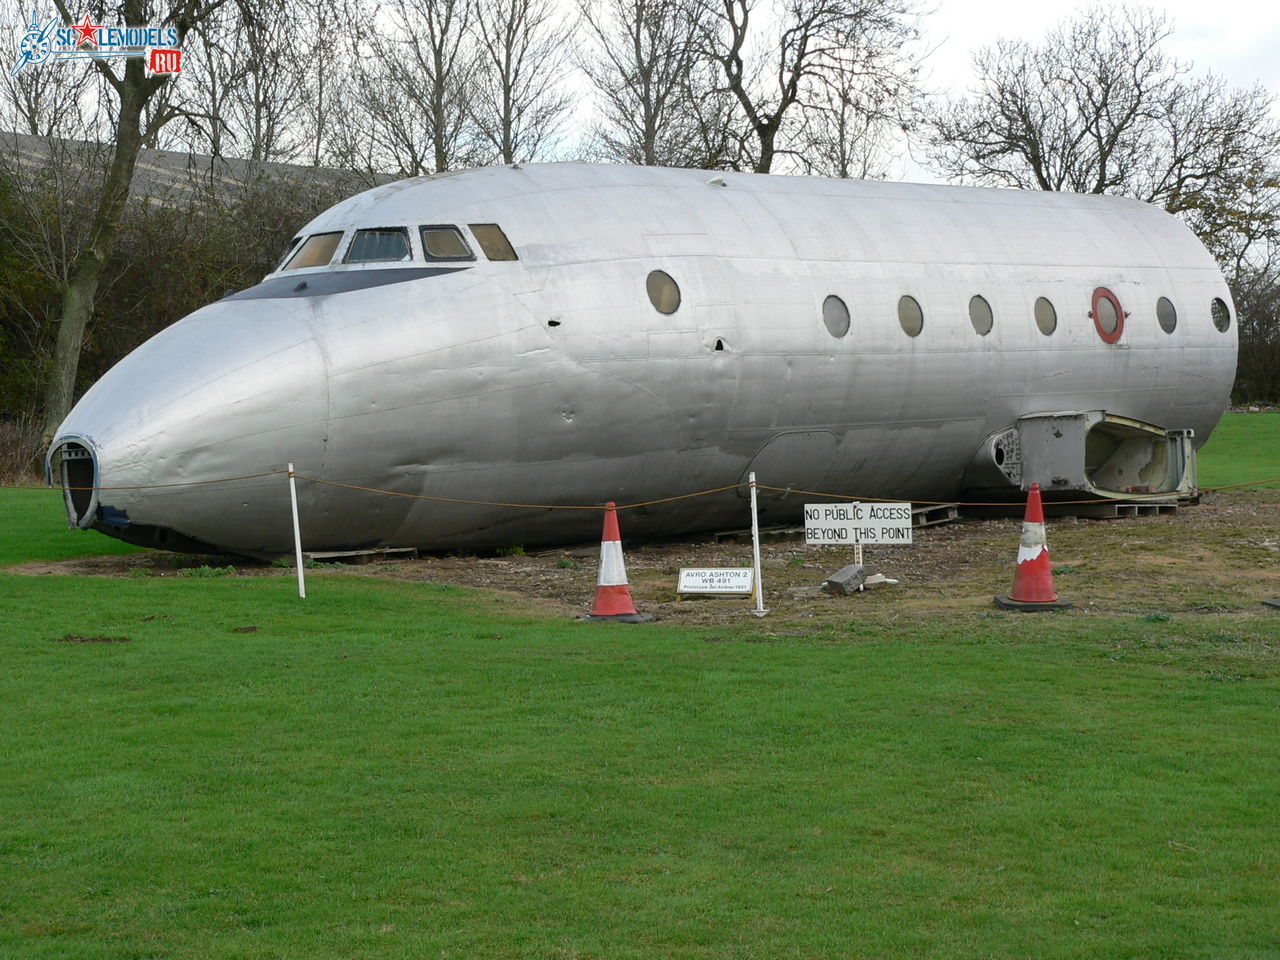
left=921, top=0, right=1280, bottom=93
left=898, top=0, right=1280, bottom=181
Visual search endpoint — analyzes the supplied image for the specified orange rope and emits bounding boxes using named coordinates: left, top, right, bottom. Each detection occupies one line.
left=1202, top=476, right=1280, bottom=491
left=3, top=474, right=1277, bottom=509
left=300, top=475, right=746, bottom=511
left=2, top=470, right=289, bottom=492
left=755, top=483, right=1211, bottom=508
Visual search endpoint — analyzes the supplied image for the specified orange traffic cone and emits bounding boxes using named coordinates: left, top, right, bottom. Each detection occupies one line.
left=585, top=502, right=653, bottom=622
left=995, top=483, right=1072, bottom=611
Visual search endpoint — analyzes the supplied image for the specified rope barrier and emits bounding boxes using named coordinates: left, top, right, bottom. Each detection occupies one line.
left=751, top=483, right=1272, bottom=508
left=3, top=473, right=1277, bottom=508
left=1199, top=476, right=1280, bottom=492
left=299, top=476, right=748, bottom=511
left=300, top=476, right=608, bottom=510
left=0, top=470, right=289, bottom=492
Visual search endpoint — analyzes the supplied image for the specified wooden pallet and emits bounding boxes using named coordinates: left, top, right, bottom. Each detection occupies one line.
left=1046, top=500, right=1181, bottom=519
left=714, top=525, right=802, bottom=543
left=912, top=503, right=959, bottom=527
left=302, top=547, right=419, bottom=564
left=967, top=494, right=1199, bottom=519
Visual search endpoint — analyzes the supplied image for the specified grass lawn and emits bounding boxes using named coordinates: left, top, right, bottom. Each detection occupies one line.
left=0, top=487, right=143, bottom=565
left=1197, top=410, right=1280, bottom=488
left=0, top=412, right=1277, bottom=959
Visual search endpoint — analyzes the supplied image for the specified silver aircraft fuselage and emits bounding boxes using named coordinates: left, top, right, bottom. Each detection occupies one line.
left=49, top=164, right=1237, bottom=555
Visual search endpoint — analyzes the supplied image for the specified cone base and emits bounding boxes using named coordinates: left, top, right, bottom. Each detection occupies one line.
left=583, top=612, right=655, bottom=623
left=995, top=594, right=1072, bottom=612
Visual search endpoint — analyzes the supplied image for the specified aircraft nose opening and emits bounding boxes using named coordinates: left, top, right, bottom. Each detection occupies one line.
left=50, top=440, right=99, bottom=528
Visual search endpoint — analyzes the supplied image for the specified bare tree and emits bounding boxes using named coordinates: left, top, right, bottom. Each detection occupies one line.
left=796, top=72, right=895, bottom=178
left=0, top=13, right=103, bottom=140
left=155, top=7, right=235, bottom=155
left=297, top=0, right=344, bottom=169
left=0, top=4, right=114, bottom=412
left=577, top=0, right=708, bottom=166
left=159, top=0, right=311, bottom=162
left=926, top=7, right=1280, bottom=209
left=229, top=2, right=306, bottom=161
left=23, top=0, right=230, bottom=436
left=332, top=0, right=479, bottom=177
left=698, top=0, right=921, bottom=173
left=471, top=0, right=572, bottom=163
left=1232, top=264, right=1280, bottom=401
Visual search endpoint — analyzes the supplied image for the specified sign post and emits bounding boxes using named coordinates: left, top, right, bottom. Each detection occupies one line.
left=288, top=463, right=306, bottom=599
left=749, top=472, right=767, bottom=617
left=804, top=502, right=911, bottom=590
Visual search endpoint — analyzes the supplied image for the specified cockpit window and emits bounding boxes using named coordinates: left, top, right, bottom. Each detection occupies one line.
left=345, top=227, right=412, bottom=263
left=277, top=237, right=301, bottom=270
left=468, top=223, right=518, bottom=261
left=283, top=231, right=343, bottom=270
left=420, top=225, right=475, bottom=262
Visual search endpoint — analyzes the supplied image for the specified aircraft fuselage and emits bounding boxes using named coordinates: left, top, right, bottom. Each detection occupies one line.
left=49, top=164, right=1237, bottom=554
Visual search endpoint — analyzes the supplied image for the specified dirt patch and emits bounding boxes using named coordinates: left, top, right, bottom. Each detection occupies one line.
left=12, top=490, right=1280, bottom=625
left=52, top=635, right=131, bottom=643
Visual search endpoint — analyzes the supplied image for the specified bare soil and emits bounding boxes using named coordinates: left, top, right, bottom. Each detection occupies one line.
left=14, top=489, right=1280, bottom=626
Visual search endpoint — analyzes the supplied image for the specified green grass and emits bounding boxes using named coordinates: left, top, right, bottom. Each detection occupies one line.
left=1198, top=411, right=1280, bottom=488
left=1, top=413, right=1278, bottom=958
left=0, top=486, right=143, bottom=565
left=3, top=574, right=1278, bottom=959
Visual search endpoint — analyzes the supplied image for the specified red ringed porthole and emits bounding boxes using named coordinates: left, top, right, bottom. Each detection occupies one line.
left=1090, top=287, right=1126, bottom=343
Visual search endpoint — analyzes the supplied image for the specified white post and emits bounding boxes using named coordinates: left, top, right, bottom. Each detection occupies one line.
left=748, top=471, right=768, bottom=617
left=854, top=542, right=864, bottom=592
left=288, top=463, right=306, bottom=599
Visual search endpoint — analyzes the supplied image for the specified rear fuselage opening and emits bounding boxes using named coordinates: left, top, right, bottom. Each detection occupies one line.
left=962, top=411, right=1197, bottom=502
left=1084, top=418, right=1194, bottom=495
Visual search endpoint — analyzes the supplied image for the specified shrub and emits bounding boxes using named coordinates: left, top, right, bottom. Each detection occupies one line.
left=0, top=415, right=44, bottom=484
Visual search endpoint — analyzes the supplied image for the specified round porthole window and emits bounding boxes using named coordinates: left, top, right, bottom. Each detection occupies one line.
left=969, top=295, right=993, bottom=336
left=1156, top=297, right=1177, bottom=334
left=646, top=270, right=680, bottom=314
left=1034, top=297, right=1057, bottom=336
left=822, top=295, right=850, bottom=338
left=1091, top=287, right=1124, bottom=343
left=898, top=295, right=923, bottom=337
left=1211, top=297, right=1231, bottom=332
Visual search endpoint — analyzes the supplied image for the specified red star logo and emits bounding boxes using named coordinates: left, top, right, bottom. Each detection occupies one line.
left=71, top=13, right=99, bottom=47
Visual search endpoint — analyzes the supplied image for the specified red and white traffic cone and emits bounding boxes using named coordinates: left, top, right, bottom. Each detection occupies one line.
left=994, top=483, right=1072, bottom=611
left=585, top=502, right=653, bottom=622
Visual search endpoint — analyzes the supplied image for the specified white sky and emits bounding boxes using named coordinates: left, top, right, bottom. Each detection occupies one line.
left=898, top=0, right=1280, bottom=181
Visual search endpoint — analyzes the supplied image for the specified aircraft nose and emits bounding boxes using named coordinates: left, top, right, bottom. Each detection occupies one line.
left=47, top=297, right=329, bottom=548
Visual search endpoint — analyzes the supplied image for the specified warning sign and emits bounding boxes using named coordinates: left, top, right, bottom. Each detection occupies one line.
left=804, top=502, right=913, bottom=545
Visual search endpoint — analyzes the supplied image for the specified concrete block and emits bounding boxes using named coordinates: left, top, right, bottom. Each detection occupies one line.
left=822, top=564, right=866, bottom=595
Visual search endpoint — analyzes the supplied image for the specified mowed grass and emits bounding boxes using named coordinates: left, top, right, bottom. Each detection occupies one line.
left=1, top=412, right=1278, bottom=959
left=1197, top=410, right=1280, bottom=488
left=0, top=487, right=143, bottom=565
left=4, top=576, right=1278, bottom=959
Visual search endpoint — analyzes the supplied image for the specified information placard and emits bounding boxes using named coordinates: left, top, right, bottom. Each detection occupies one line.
left=677, top=568, right=755, bottom=596
left=804, top=502, right=913, bottom=545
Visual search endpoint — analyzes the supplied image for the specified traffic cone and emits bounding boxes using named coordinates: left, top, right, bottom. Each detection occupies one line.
left=585, top=502, right=653, bottom=622
left=994, top=483, right=1072, bottom=611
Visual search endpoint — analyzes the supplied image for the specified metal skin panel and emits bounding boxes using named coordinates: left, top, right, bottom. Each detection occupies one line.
left=48, top=164, right=1237, bottom=555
